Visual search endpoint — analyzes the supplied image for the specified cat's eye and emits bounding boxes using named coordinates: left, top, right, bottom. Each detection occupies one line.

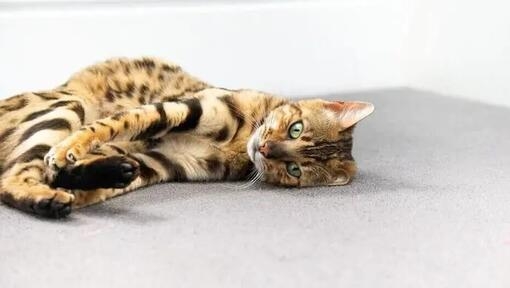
left=288, top=121, right=303, bottom=139
left=286, top=162, right=301, bottom=178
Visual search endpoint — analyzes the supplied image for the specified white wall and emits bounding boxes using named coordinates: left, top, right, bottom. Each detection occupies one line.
left=2, top=0, right=509, bottom=106
left=0, top=0, right=408, bottom=98
left=406, top=0, right=510, bottom=106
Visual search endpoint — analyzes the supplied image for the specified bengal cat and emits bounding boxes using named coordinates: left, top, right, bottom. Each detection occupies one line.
left=0, top=57, right=374, bottom=218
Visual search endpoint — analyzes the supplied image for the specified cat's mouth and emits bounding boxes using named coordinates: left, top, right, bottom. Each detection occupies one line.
left=248, top=126, right=270, bottom=176
left=247, top=133, right=259, bottom=163
left=247, top=127, right=264, bottom=169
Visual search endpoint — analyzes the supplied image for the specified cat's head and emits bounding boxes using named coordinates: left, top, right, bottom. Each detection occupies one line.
left=247, top=99, right=374, bottom=187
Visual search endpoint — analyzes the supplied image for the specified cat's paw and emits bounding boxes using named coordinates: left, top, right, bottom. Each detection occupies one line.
left=13, top=190, right=75, bottom=218
left=44, top=136, right=98, bottom=169
left=31, top=190, right=74, bottom=218
left=51, top=156, right=140, bottom=190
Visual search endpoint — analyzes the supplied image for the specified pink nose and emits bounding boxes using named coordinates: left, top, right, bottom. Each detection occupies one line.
left=258, top=142, right=270, bottom=158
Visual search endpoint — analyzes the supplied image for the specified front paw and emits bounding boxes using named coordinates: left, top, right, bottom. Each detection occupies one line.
left=44, top=140, right=95, bottom=170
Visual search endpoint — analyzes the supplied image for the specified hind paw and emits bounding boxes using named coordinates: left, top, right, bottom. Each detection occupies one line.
left=32, top=192, right=74, bottom=218
left=1, top=190, right=75, bottom=219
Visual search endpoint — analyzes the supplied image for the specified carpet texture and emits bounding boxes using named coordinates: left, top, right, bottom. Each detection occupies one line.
left=1, top=88, right=509, bottom=288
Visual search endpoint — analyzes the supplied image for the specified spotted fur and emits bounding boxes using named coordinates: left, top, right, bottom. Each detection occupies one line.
left=0, top=57, right=374, bottom=218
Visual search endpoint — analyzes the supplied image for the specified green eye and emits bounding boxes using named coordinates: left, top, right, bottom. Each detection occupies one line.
left=288, top=121, right=303, bottom=139
left=286, top=162, right=302, bottom=178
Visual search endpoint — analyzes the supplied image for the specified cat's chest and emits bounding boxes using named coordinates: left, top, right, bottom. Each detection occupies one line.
left=157, top=133, right=253, bottom=180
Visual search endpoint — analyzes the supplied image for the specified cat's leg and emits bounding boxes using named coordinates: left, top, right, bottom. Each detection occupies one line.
left=50, top=141, right=147, bottom=191
left=0, top=98, right=88, bottom=218
left=49, top=142, right=177, bottom=208
left=47, top=141, right=147, bottom=208
left=44, top=95, right=235, bottom=170
left=49, top=138, right=228, bottom=208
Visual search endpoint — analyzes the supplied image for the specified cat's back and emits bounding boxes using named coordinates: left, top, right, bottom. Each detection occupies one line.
left=0, top=57, right=211, bottom=162
left=64, top=57, right=211, bottom=112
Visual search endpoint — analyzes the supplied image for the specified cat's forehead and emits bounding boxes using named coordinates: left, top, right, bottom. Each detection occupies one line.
left=268, top=101, right=344, bottom=140
left=273, top=100, right=322, bottom=113
left=269, top=103, right=301, bottom=119
left=271, top=100, right=341, bottom=122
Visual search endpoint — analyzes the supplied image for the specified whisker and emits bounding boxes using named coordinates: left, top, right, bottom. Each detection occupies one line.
left=220, top=167, right=262, bottom=190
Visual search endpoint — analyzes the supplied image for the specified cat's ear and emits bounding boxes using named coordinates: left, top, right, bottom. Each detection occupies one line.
left=324, top=101, right=374, bottom=129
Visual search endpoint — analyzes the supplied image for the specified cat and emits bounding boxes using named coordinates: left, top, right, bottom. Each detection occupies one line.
left=0, top=57, right=374, bottom=218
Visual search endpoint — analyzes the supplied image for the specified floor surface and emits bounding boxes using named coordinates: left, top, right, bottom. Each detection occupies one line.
left=1, top=88, right=509, bottom=288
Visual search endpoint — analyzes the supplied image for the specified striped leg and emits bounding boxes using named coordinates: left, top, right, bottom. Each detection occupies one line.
left=45, top=97, right=207, bottom=170
left=50, top=141, right=147, bottom=191
left=0, top=98, right=87, bottom=218
left=69, top=152, right=175, bottom=208
left=50, top=137, right=227, bottom=208
left=50, top=140, right=189, bottom=208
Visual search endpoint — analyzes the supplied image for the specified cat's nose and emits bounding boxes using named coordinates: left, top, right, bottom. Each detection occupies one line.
left=258, top=142, right=272, bottom=158
left=258, top=141, right=280, bottom=158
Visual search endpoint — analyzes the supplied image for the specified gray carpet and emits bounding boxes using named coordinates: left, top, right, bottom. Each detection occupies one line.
left=1, top=88, right=509, bottom=288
